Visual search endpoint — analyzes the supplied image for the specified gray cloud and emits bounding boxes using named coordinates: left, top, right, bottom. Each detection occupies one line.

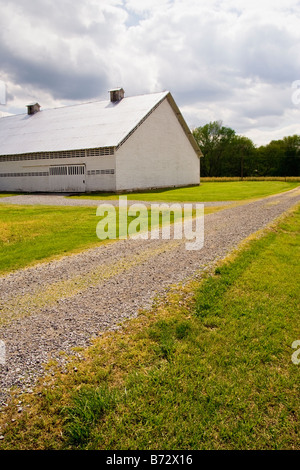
left=0, top=42, right=109, bottom=101
left=1, top=0, right=300, bottom=145
left=236, top=24, right=299, bottom=84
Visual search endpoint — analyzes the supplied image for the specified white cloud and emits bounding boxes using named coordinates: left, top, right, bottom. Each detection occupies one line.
left=1, top=0, right=300, bottom=145
left=125, top=0, right=172, bottom=14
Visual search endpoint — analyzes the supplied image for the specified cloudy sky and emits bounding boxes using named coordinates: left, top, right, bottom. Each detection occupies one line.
left=0, top=0, right=300, bottom=145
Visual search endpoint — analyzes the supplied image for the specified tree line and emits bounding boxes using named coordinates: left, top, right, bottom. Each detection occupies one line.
left=192, top=121, right=300, bottom=177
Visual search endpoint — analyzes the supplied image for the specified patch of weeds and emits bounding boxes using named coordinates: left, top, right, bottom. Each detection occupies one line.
left=175, top=321, right=191, bottom=339
left=148, top=319, right=192, bottom=361
left=62, top=385, right=118, bottom=448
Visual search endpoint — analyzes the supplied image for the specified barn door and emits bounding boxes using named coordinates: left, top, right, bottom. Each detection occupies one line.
left=49, top=165, right=86, bottom=192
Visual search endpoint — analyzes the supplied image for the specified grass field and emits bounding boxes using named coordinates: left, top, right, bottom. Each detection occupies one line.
left=0, top=205, right=105, bottom=274
left=200, top=177, right=300, bottom=182
left=1, top=203, right=299, bottom=450
left=67, top=181, right=299, bottom=202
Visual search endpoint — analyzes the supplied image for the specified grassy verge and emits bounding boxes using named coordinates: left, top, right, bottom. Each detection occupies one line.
left=200, top=177, right=300, bottom=182
left=1, top=204, right=299, bottom=450
left=0, top=193, right=24, bottom=198
left=66, top=181, right=299, bottom=202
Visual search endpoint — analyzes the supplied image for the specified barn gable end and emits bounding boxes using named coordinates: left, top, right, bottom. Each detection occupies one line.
left=115, top=96, right=200, bottom=192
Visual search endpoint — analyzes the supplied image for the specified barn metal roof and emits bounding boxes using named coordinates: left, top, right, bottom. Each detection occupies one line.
left=0, top=90, right=201, bottom=157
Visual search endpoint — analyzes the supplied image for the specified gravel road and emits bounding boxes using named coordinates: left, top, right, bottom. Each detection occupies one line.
left=0, top=193, right=234, bottom=207
left=0, top=187, right=299, bottom=404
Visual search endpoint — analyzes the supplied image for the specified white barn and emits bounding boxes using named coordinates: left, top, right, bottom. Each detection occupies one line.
left=0, top=89, right=201, bottom=193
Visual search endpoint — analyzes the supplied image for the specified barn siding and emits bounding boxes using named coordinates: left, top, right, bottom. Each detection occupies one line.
left=0, top=153, right=116, bottom=192
left=115, top=98, right=200, bottom=192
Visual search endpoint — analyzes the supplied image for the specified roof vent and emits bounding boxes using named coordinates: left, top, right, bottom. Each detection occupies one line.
left=26, top=102, right=41, bottom=115
left=109, top=88, right=124, bottom=103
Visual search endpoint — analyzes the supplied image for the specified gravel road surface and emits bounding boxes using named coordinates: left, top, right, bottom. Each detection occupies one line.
left=0, top=187, right=299, bottom=404
left=0, top=193, right=234, bottom=207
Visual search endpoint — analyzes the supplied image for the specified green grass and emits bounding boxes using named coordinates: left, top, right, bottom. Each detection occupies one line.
left=1, top=204, right=299, bottom=450
left=0, top=204, right=107, bottom=274
left=67, top=181, right=299, bottom=202
left=0, top=193, right=23, bottom=198
left=62, top=386, right=118, bottom=446
left=200, top=177, right=300, bottom=182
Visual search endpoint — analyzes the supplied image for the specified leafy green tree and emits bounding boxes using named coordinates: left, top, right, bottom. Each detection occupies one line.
left=255, top=141, right=284, bottom=176
left=193, top=121, right=300, bottom=177
left=256, top=136, right=300, bottom=176
left=229, top=135, right=256, bottom=178
left=281, top=135, right=300, bottom=176
left=193, top=121, right=235, bottom=176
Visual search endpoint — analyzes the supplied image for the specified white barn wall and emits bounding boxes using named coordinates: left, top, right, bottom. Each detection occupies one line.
left=0, top=174, right=49, bottom=193
left=0, top=154, right=116, bottom=192
left=0, top=159, right=49, bottom=192
left=115, top=98, right=200, bottom=192
left=85, top=155, right=116, bottom=192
